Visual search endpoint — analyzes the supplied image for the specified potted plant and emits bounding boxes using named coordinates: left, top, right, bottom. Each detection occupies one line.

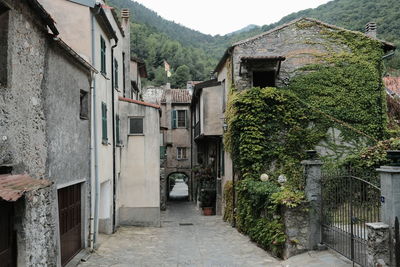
left=200, top=188, right=216, bottom=215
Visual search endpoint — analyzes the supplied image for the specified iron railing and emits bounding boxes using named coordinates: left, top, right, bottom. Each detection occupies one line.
left=321, top=171, right=381, bottom=267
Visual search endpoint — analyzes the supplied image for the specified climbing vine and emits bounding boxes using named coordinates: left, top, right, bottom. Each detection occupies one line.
left=223, top=21, right=390, bottom=257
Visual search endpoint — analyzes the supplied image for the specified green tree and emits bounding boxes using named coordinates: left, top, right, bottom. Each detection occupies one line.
left=171, top=65, right=191, bottom=88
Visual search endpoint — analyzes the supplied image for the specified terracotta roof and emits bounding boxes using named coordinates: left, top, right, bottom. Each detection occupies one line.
left=161, top=89, right=192, bottom=103
left=214, top=17, right=396, bottom=73
left=0, top=174, right=52, bottom=201
left=384, top=77, right=400, bottom=96
left=119, top=96, right=161, bottom=109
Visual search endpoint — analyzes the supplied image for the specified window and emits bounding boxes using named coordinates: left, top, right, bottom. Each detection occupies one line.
left=129, top=117, right=143, bottom=135
left=80, top=90, right=89, bottom=120
left=116, top=114, right=121, bottom=145
left=122, top=52, right=126, bottom=97
left=253, top=71, right=276, bottom=88
left=172, top=110, right=187, bottom=129
left=114, top=58, right=118, bottom=89
left=100, top=36, right=106, bottom=74
left=177, top=147, right=187, bottom=160
left=101, top=102, right=107, bottom=144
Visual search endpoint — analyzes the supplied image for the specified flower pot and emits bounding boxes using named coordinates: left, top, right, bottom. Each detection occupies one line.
left=202, top=207, right=213, bottom=216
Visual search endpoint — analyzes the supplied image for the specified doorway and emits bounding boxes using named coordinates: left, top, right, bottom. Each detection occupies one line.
left=58, top=183, right=82, bottom=266
left=168, top=173, right=189, bottom=201
left=0, top=200, right=15, bottom=267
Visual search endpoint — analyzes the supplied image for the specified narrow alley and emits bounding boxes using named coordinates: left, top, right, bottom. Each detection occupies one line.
left=79, top=181, right=352, bottom=267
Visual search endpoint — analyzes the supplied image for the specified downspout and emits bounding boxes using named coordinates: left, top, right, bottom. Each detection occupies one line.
left=90, top=8, right=100, bottom=250
left=111, top=39, right=118, bottom=233
left=190, top=104, right=194, bottom=201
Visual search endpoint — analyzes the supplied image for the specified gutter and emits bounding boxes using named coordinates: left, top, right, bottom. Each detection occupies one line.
left=90, top=8, right=100, bottom=250
left=382, top=51, right=396, bottom=60
left=111, top=39, right=118, bottom=233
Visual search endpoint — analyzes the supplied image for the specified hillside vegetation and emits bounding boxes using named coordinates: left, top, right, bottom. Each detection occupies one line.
left=108, top=0, right=400, bottom=87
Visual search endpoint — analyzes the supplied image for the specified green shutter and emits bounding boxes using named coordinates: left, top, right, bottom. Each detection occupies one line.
left=171, top=110, right=177, bottom=129
left=114, top=59, right=118, bottom=89
left=185, top=110, right=189, bottom=129
left=102, top=102, right=107, bottom=143
left=116, top=114, right=120, bottom=144
left=100, top=37, right=106, bottom=74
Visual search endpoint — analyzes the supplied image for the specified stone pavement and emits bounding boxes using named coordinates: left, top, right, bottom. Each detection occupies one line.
left=79, top=200, right=353, bottom=267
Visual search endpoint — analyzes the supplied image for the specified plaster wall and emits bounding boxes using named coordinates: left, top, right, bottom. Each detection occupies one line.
left=118, top=101, right=160, bottom=226
left=38, top=0, right=91, bottom=62
left=202, top=86, right=224, bottom=136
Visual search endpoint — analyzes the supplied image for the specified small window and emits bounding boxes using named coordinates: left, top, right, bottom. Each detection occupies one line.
left=100, top=36, right=106, bottom=74
left=253, top=71, right=275, bottom=88
left=172, top=110, right=187, bottom=128
left=101, top=102, right=108, bottom=144
left=114, top=58, right=119, bottom=89
left=80, top=90, right=89, bottom=120
left=177, top=147, right=187, bottom=160
left=129, top=117, right=143, bottom=135
left=0, top=7, right=9, bottom=86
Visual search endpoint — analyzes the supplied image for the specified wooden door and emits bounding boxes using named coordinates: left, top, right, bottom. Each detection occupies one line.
left=0, top=200, right=15, bottom=267
left=58, top=184, right=82, bottom=266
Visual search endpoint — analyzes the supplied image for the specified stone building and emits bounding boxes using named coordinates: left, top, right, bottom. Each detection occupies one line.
left=158, top=89, right=192, bottom=209
left=191, top=80, right=225, bottom=215
left=196, top=17, right=396, bottom=216
left=38, top=0, right=133, bottom=237
left=0, top=0, right=95, bottom=265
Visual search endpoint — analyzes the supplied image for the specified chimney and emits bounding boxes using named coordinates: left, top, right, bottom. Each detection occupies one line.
left=121, top=8, right=130, bottom=29
left=365, top=22, right=377, bottom=38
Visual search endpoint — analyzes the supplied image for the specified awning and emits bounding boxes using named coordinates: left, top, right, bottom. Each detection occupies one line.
left=239, top=56, right=286, bottom=76
left=0, top=174, right=52, bottom=201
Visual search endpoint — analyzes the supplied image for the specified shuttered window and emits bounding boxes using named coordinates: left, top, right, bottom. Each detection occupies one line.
left=101, top=102, right=107, bottom=144
left=172, top=110, right=187, bottom=129
left=100, top=36, right=106, bottom=74
left=177, top=147, right=187, bottom=160
left=116, top=114, right=121, bottom=145
left=114, top=58, right=118, bottom=89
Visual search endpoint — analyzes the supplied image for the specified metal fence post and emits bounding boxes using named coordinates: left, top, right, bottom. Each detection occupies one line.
left=301, top=152, right=323, bottom=250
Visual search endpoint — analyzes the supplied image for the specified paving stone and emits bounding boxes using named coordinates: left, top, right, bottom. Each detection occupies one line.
left=79, top=201, right=352, bottom=267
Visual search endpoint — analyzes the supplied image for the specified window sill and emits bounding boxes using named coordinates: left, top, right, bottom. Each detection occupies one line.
left=177, top=158, right=188, bottom=161
left=100, top=72, right=110, bottom=80
left=128, top=134, right=145, bottom=136
left=80, top=116, right=89, bottom=120
left=102, top=140, right=109, bottom=145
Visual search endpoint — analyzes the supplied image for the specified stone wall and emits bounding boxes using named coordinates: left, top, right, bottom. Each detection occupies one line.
left=282, top=204, right=310, bottom=259
left=366, top=223, right=390, bottom=267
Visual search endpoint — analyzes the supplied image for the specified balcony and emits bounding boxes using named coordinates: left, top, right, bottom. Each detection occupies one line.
left=194, top=121, right=200, bottom=139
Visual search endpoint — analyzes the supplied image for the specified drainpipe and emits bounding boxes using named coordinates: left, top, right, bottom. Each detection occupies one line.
left=111, top=39, right=118, bottom=233
left=90, top=8, right=100, bottom=250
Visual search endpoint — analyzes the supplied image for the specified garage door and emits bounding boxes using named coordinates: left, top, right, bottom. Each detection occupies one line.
left=0, top=200, right=15, bottom=267
left=58, top=183, right=82, bottom=266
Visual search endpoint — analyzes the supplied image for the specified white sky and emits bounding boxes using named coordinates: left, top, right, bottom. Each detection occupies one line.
left=133, top=0, right=333, bottom=36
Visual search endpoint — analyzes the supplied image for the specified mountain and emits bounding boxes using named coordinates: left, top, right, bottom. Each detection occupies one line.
left=107, top=0, right=400, bottom=86
left=226, top=24, right=260, bottom=36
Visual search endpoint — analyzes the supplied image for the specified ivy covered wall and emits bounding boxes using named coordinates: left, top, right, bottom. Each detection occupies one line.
left=222, top=18, right=392, bottom=257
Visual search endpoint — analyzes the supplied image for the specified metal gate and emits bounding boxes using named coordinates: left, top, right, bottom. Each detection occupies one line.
left=0, top=200, right=15, bottom=267
left=58, top=183, right=82, bottom=266
left=321, top=173, right=381, bottom=266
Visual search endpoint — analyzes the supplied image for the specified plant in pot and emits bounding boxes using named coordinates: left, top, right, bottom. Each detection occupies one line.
left=200, top=188, right=216, bottom=216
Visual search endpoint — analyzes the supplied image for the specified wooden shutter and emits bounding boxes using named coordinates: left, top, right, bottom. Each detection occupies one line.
left=116, top=114, right=120, bottom=144
left=114, top=59, right=118, bottom=89
left=171, top=110, right=177, bottom=129
left=102, top=102, right=107, bottom=143
left=100, top=37, right=106, bottom=74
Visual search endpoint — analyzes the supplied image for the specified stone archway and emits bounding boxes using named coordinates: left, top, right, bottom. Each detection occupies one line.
left=160, top=170, right=191, bottom=210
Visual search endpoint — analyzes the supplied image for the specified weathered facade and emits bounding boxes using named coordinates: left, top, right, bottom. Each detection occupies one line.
left=211, top=17, right=395, bottom=216
left=191, top=80, right=225, bottom=215
left=158, top=89, right=192, bottom=208
left=0, top=0, right=94, bottom=265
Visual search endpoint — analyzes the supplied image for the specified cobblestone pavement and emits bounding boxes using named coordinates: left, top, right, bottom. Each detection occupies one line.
left=79, top=200, right=352, bottom=267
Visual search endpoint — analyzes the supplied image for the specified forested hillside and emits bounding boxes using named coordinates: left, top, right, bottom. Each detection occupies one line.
left=108, top=0, right=400, bottom=87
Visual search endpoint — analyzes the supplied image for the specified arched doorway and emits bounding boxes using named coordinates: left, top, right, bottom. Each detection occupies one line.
left=167, top=173, right=190, bottom=201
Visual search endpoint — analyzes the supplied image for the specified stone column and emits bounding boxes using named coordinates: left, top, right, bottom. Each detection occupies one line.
left=377, top=165, right=400, bottom=226
left=366, top=222, right=390, bottom=267
left=301, top=158, right=323, bottom=250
